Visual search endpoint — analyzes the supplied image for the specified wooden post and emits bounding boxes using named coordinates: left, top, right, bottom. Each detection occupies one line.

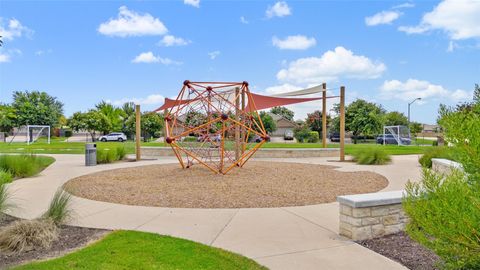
left=322, top=82, right=327, bottom=148
left=163, top=109, right=168, bottom=143
left=241, top=89, right=246, bottom=156
left=135, top=104, right=141, bottom=161
left=235, top=87, right=241, bottom=160
left=340, top=86, right=345, bottom=161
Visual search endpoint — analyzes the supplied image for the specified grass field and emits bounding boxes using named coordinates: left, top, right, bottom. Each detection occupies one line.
left=14, top=231, right=266, bottom=270
left=0, top=137, right=430, bottom=155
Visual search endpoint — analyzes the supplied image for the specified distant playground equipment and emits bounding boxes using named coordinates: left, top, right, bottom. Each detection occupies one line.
left=8, top=125, right=51, bottom=145
left=141, top=80, right=346, bottom=174
left=378, top=125, right=411, bottom=145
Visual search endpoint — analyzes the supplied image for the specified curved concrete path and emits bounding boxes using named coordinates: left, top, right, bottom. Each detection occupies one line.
left=4, top=154, right=422, bottom=270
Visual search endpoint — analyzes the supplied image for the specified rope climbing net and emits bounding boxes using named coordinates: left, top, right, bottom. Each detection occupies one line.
left=164, top=80, right=268, bottom=174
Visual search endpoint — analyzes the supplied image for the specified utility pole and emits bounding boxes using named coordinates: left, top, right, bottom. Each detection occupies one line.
left=408, top=98, right=422, bottom=124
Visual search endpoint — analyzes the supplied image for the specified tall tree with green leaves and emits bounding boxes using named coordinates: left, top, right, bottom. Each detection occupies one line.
left=344, top=99, right=385, bottom=143
left=384, top=111, right=408, bottom=126
left=0, top=104, right=16, bottom=133
left=306, top=110, right=331, bottom=135
left=95, top=101, right=125, bottom=134
left=12, top=91, right=64, bottom=127
left=269, top=106, right=294, bottom=121
left=68, top=110, right=111, bottom=142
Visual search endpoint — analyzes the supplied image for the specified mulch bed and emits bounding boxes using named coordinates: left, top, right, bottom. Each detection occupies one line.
left=64, top=161, right=389, bottom=208
left=0, top=215, right=109, bottom=269
left=358, top=232, right=442, bottom=270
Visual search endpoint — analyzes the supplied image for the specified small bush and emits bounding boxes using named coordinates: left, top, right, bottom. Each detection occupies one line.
left=42, top=189, right=72, bottom=225
left=183, top=136, right=197, bottom=142
left=0, top=219, right=58, bottom=253
left=307, top=131, right=319, bottom=143
left=116, top=146, right=126, bottom=160
left=294, top=126, right=311, bottom=143
left=96, top=149, right=117, bottom=164
left=0, top=155, right=54, bottom=178
left=418, top=147, right=454, bottom=168
left=0, top=169, right=13, bottom=184
left=352, top=148, right=391, bottom=165
left=64, top=130, right=73, bottom=138
left=403, top=169, right=480, bottom=269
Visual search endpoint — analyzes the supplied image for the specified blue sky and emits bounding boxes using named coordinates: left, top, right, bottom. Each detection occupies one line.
left=0, top=0, right=479, bottom=124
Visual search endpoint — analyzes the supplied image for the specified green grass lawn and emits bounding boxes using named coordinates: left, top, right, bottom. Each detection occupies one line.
left=14, top=231, right=266, bottom=270
left=0, top=137, right=429, bottom=155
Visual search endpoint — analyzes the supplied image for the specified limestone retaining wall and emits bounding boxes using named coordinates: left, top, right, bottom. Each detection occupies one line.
left=141, top=147, right=340, bottom=159
left=337, top=191, right=408, bottom=241
left=431, top=158, right=462, bottom=174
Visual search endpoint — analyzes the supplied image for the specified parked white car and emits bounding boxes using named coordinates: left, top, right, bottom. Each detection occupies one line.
left=98, top=132, right=127, bottom=142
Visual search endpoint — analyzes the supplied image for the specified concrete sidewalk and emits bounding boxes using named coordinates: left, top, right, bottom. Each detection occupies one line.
left=4, top=154, right=421, bottom=270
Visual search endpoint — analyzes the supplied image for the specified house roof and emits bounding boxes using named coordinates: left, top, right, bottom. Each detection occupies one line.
left=266, top=112, right=297, bottom=127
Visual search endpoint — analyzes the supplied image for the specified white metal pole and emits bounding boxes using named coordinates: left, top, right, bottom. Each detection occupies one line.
left=27, top=125, right=30, bottom=145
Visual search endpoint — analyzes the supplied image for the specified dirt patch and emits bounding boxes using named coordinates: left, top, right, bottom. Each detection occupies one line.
left=0, top=215, right=109, bottom=269
left=64, top=161, right=389, bottom=208
left=358, top=232, right=442, bottom=270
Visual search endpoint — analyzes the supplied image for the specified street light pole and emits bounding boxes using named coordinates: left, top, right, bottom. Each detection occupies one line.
left=408, top=98, right=422, bottom=124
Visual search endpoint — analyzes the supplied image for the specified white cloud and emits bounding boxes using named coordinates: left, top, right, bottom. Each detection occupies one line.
left=132, top=52, right=182, bottom=65
left=184, top=0, right=200, bottom=8
left=380, top=79, right=471, bottom=102
left=208, top=50, right=220, bottom=60
left=158, top=35, right=190, bottom=47
left=392, top=2, right=415, bottom=9
left=0, top=53, right=10, bottom=63
left=35, top=49, right=52, bottom=56
left=240, top=16, right=249, bottom=24
left=272, top=35, right=316, bottom=50
left=265, top=83, right=302, bottom=95
left=365, top=11, right=402, bottom=26
left=277, top=46, right=386, bottom=84
left=98, top=6, right=168, bottom=37
left=0, top=18, right=32, bottom=40
left=266, top=1, right=291, bottom=18
left=107, top=94, right=165, bottom=106
left=398, top=0, right=480, bottom=40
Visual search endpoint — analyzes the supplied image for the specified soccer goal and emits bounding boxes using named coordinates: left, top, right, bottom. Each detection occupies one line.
left=382, top=125, right=411, bottom=146
left=8, top=125, right=51, bottom=145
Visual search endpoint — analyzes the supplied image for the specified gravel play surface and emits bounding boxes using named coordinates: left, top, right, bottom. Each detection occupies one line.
left=64, top=161, right=389, bottom=208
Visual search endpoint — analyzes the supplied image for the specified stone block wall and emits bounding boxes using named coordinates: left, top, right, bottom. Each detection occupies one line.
left=339, top=202, right=408, bottom=241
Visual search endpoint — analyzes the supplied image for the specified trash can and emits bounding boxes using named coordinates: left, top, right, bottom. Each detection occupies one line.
left=85, top=143, right=97, bottom=166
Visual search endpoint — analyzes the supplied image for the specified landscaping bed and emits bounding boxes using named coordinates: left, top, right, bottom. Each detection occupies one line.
left=358, top=232, right=441, bottom=270
left=0, top=215, right=108, bottom=269
left=64, top=161, right=388, bottom=208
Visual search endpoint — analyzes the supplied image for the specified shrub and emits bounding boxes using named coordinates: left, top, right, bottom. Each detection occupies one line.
left=403, top=169, right=480, bottom=269
left=0, top=219, right=58, bottom=253
left=0, top=155, right=54, bottom=178
left=418, top=147, right=454, bottom=168
left=294, top=126, right=311, bottom=143
left=116, top=146, right=126, bottom=160
left=96, top=149, right=117, bottom=164
left=183, top=136, right=197, bottom=142
left=0, top=169, right=13, bottom=184
left=42, top=189, right=72, bottom=225
left=307, top=131, right=319, bottom=143
left=352, top=147, right=391, bottom=165
left=64, top=130, right=72, bottom=138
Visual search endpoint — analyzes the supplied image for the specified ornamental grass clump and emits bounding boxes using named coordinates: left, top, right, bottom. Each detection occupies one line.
left=96, top=149, right=117, bottom=164
left=0, top=154, right=54, bottom=178
left=0, top=183, right=12, bottom=215
left=42, top=189, right=72, bottom=225
left=352, top=147, right=391, bottom=165
left=0, top=219, right=58, bottom=253
left=403, top=169, right=480, bottom=269
left=0, top=188, right=72, bottom=254
left=418, top=147, right=455, bottom=168
left=0, top=169, right=13, bottom=184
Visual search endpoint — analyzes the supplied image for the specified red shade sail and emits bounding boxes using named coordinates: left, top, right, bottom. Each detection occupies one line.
left=155, top=92, right=336, bottom=112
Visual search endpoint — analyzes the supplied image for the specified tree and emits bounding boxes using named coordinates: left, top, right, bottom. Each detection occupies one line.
left=124, top=111, right=164, bottom=142
left=270, top=106, right=294, bottom=121
left=0, top=104, right=16, bottom=133
left=344, top=99, right=385, bottom=144
left=95, top=101, right=125, bottom=133
left=384, top=111, right=408, bottom=126
left=0, top=35, right=3, bottom=47
left=306, top=110, right=331, bottom=135
left=68, top=110, right=111, bottom=142
left=12, top=91, right=64, bottom=127
left=252, top=112, right=276, bottom=134
left=409, top=122, right=422, bottom=138
left=121, top=102, right=136, bottom=139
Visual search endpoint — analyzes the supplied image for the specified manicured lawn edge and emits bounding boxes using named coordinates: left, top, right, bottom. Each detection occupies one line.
left=13, top=230, right=267, bottom=270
